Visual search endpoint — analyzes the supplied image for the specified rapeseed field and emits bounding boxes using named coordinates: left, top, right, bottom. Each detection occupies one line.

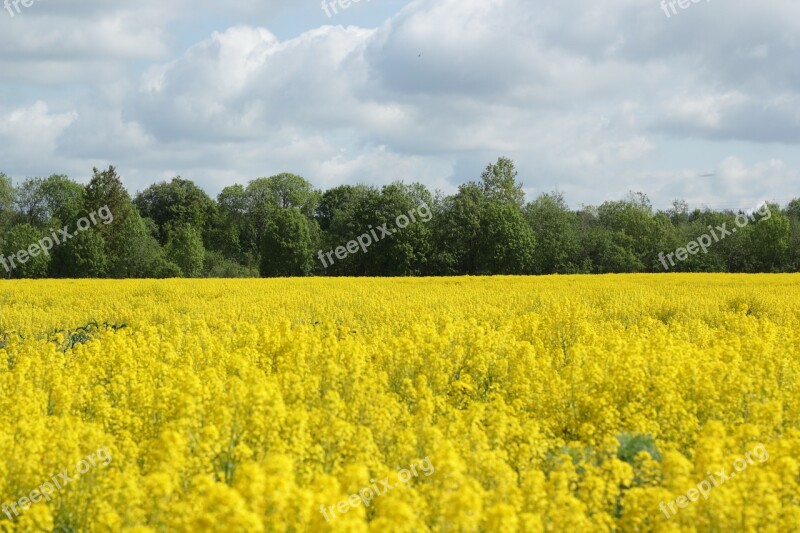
left=0, top=275, right=798, bottom=532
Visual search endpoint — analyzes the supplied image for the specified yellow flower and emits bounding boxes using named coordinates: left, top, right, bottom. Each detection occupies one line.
left=0, top=275, right=798, bottom=530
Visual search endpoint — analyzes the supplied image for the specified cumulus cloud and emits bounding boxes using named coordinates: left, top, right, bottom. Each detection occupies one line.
left=0, top=0, right=798, bottom=208
left=0, top=102, right=77, bottom=174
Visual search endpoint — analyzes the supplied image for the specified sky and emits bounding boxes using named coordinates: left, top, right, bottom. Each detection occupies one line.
left=0, top=0, right=799, bottom=210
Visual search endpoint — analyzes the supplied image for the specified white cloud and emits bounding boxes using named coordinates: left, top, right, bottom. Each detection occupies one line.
left=0, top=102, right=77, bottom=174
left=0, top=0, right=799, bottom=209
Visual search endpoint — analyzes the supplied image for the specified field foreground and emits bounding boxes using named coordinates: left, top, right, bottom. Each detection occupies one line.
left=0, top=275, right=799, bottom=532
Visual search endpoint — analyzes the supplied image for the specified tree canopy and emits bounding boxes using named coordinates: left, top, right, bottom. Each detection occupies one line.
left=0, top=159, right=797, bottom=278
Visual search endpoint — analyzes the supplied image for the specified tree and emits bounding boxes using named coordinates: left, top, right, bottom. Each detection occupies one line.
left=134, top=177, right=217, bottom=244
left=666, top=199, right=690, bottom=225
left=786, top=198, right=800, bottom=271
left=315, top=185, right=376, bottom=275
left=593, top=193, right=664, bottom=272
left=51, top=230, right=109, bottom=278
left=748, top=203, right=790, bottom=272
left=0, top=173, right=14, bottom=236
left=432, top=183, right=484, bottom=275
left=108, top=211, right=182, bottom=278
left=261, top=173, right=319, bottom=213
left=0, top=224, right=50, bottom=279
left=475, top=202, right=536, bottom=274
left=669, top=211, right=728, bottom=273
left=260, top=208, right=313, bottom=277
left=12, top=175, right=85, bottom=229
left=317, top=185, right=370, bottom=232
left=433, top=158, right=533, bottom=275
left=40, top=175, right=86, bottom=227
left=525, top=191, right=581, bottom=274
left=84, top=166, right=135, bottom=262
left=689, top=210, right=749, bottom=273
left=480, top=157, right=525, bottom=208
left=208, top=184, right=249, bottom=265
left=243, top=174, right=320, bottom=264
left=786, top=198, right=800, bottom=221
left=85, top=166, right=132, bottom=218
left=342, top=183, right=433, bottom=276
left=13, top=178, right=48, bottom=227
left=166, top=224, right=205, bottom=278
left=582, top=226, right=644, bottom=273
left=434, top=168, right=536, bottom=276
left=202, top=251, right=252, bottom=278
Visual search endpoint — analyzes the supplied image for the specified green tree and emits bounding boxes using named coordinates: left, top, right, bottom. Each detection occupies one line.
left=84, top=166, right=135, bottom=262
left=343, top=183, right=433, bottom=276
left=13, top=177, right=48, bottom=227
left=13, top=175, right=85, bottom=229
left=208, top=184, right=250, bottom=268
left=786, top=198, right=800, bottom=221
left=316, top=185, right=375, bottom=275
left=134, top=177, right=217, bottom=244
left=525, top=191, right=581, bottom=274
left=40, top=175, right=86, bottom=227
left=260, top=208, right=313, bottom=277
left=0, top=172, right=14, bottom=236
left=748, top=203, right=790, bottom=272
left=261, top=173, right=319, bottom=213
left=786, top=198, right=800, bottom=271
left=590, top=192, right=665, bottom=272
left=202, top=251, right=252, bottom=278
left=51, top=230, right=109, bottom=278
left=166, top=224, right=205, bottom=277
left=666, top=199, right=690, bottom=225
left=109, top=211, right=182, bottom=278
left=667, top=211, right=728, bottom=273
left=691, top=210, right=749, bottom=273
left=582, top=226, right=644, bottom=273
left=317, top=185, right=368, bottom=233
left=480, top=157, right=525, bottom=208
left=85, top=166, right=132, bottom=218
left=432, top=183, right=484, bottom=275
left=475, top=202, right=536, bottom=274
left=0, top=224, right=50, bottom=279
left=434, top=168, right=535, bottom=276
left=244, top=174, right=320, bottom=264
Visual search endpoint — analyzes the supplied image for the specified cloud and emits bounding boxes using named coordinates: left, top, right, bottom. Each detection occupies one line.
left=0, top=0, right=799, bottom=209
left=0, top=0, right=280, bottom=82
left=0, top=102, right=77, bottom=174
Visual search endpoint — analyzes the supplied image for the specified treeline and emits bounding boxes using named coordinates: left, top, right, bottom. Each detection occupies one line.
left=0, top=158, right=798, bottom=279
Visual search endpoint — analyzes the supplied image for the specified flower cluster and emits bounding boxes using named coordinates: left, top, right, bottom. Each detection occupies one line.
left=0, top=275, right=798, bottom=531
